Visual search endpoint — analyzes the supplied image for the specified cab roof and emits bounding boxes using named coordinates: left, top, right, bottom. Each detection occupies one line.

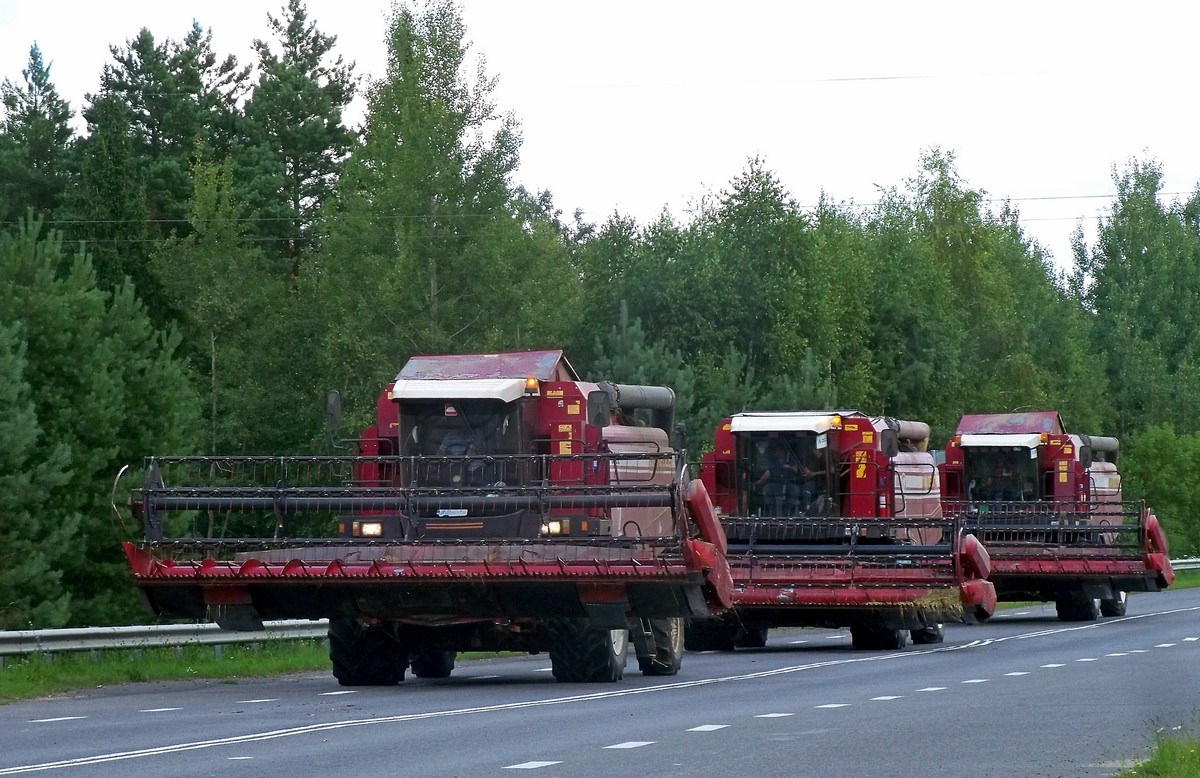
left=955, top=412, right=1065, bottom=436
left=396, top=350, right=578, bottom=382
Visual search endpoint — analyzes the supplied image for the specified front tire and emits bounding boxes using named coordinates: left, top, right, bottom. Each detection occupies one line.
left=638, top=617, right=684, bottom=676
left=328, top=618, right=406, bottom=686
left=547, top=619, right=628, bottom=682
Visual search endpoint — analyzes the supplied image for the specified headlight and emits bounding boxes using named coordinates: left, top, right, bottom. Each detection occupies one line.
left=354, top=521, right=384, bottom=538
left=540, top=519, right=570, bottom=536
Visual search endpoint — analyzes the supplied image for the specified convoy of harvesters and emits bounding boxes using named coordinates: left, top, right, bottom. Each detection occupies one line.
left=115, top=349, right=1174, bottom=686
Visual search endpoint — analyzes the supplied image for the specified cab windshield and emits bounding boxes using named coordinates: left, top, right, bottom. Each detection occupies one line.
left=963, top=447, right=1038, bottom=501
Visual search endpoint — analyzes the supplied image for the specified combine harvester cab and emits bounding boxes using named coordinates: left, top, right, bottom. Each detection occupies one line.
left=939, top=411, right=1173, bottom=621
left=694, top=411, right=995, bottom=651
left=117, top=350, right=733, bottom=685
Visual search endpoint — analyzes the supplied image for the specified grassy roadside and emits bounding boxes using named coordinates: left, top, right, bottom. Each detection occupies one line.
left=1116, top=731, right=1200, bottom=777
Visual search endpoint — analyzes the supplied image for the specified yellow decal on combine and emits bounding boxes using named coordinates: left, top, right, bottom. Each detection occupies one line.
left=722, top=449, right=732, bottom=455
left=558, top=441, right=573, bottom=455
left=1063, top=445, right=1073, bottom=454
left=854, top=451, right=868, bottom=463
left=567, top=402, right=581, bottom=415
left=558, top=424, right=573, bottom=433
left=1059, top=472, right=1068, bottom=483
left=856, top=464, right=867, bottom=479
left=722, top=422, right=731, bottom=431
left=863, top=431, right=873, bottom=443
left=546, top=389, right=565, bottom=398
left=845, top=424, right=859, bottom=431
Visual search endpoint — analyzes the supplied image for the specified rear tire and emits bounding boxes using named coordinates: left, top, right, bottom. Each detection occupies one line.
left=638, top=617, right=684, bottom=676
left=851, top=623, right=909, bottom=650
left=328, top=618, right=405, bottom=686
left=734, top=625, right=769, bottom=649
left=910, top=624, right=945, bottom=645
left=1056, top=592, right=1100, bottom=622
left=684, top=618, right=738, bottom=652
left=547, top=618, right=628, bottom=682
left=410, top=650, right=457, bottom=679
left=1100, top=591, right=1128, bottom=617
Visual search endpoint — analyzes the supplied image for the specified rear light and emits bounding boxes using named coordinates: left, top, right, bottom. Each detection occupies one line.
left=353, top=521, right=384, bottom=538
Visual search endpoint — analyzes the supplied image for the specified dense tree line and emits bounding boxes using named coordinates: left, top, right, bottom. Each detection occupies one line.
left=1, top=0, right=1198, bottom=628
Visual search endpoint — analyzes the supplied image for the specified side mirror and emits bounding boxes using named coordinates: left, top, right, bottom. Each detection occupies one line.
left=1079, top=445, right=1093, bottom=470
left=587, top=390, right=612, bottom=427
left=880, top=428, right=899, bottom=459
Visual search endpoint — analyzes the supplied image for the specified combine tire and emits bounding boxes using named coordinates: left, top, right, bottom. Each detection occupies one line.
left=734, top=625, right=769, bottom=649
left=328, top=618, right=405, bottom=686
left=1100, top=591, right=1128, bottom=617
left=684, top=619, right=738, bottom=652
left=547, top=619, right=628, bottom=682
left=851, top=623, right=909, bottom=651
left=1056, top=592, right=1100, bottom=622
left=638, top=617, right=684, bottom=676
left=910, top=624, right=945, bottom=645
left=410, top=650, right=457, bottom=679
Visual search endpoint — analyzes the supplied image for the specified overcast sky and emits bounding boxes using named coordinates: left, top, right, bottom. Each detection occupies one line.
left=2, top=1, right=1196, bottom=269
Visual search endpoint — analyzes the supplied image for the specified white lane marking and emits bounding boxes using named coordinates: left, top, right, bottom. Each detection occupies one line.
left=755, top=713, right=794, bottom=718
left=824, top=635, right=843, bottom=640
left=228, top=757, right=254, bottom=761
left=815, top=704, right=850, bottom=709
left=1129, top=649, right=1149, bottom=653
left=917, top=687, right=946, bottom=692
left=1076, top=658, right=1099, bottom=662
left=476, top=675, right=501, bottom=680
left=1106, top=653, right=1129, bottom=657
left=11, top=604, right=1200, bottom=775
left=504, top=762, right=563, bottom=770
left=534, top=668, right=554, bottom=673
left=604, top=741, right=654, bottom=749
left=1005, top=672, right=1030, bottom=677
left=318, top=691, right=356, bottom=696
left=789, top=640, right=808, bottom=645
left=29, top=717, right=86, bottom=723
left=1155, top=643, right=1177, bottom=648
left=140, top=708, right=182, bottom=713
left=962, top=679, right=989, bottom=684
left=1184, top=637, right=1199, bottom=642
left=871, top=696, right=902, bottom=701
left=1041, top=663, right=1065, bottom=668
left=235, top=700, right=277, bottom=704
left=1013, top=611, right=1030, bottom=616
left=687, top=724, right=730, bottom=731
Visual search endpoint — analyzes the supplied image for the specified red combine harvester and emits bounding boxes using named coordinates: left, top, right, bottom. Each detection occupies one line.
left=117, top=350, right=733, bottom=685
left=696, top=411, right=995, bottom=651
left=939, top=411, right=1173, bottom=620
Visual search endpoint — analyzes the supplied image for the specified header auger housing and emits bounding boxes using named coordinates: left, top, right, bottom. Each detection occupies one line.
left=118, top=350, right=732, bottom=685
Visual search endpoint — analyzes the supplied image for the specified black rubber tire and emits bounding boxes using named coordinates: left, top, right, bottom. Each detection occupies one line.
left=734, top=625, right=769, bottom=649
left=638, top=617, right=684, bottom=676
left=910, top=624, right=945, bottom=645
left=1100, top=591, right=1128, bottom=617
left=684, top=618, right=738, bottom=652
left=1056, top=592, right=1100, bottom=622
left=547, top=618, right=627, bottom=682
left=410, top=650, right=457, bottom=679
left=851, top=623, right=910, bottom=651
left=328, top=618, right=405, bottom=686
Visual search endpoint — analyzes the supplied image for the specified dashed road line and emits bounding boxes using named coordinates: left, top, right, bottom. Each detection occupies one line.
left=687, top=724, right=730, bottom=731
left=1076, top=658, right=1099, bottom=662
left=139, top=708, right=182, bottom=713
left=1004, top=672, right=1030, bottom=676
left=916, top=687, right=946, bottom=692
left=235, top=699, right=277, bottom=704
left=961, top=679, right=989, bottom=684
left=1106, top=653, right=1129, bottom=657
left=1155, top=643, right=1176, bottom=648
left=755, top=713, right=794, bottom=718
left=815, top=704, right=850, bottom=709
left=318, top=691, right=356, bottom=696
left=1041, top=663, right=1065, bottom=668
left=503, top=761, right=562, bottom=770
left=28, top=717, right=86, bottom=724
left=605, top=741, right=654, bottom=749
left=871, top=696, right=903, bottom=701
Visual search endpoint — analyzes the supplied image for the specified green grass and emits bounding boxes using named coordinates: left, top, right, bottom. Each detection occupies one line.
left=0, top=640, right=332, bottom=702
left=1117, top=731, right=1200, bottom=777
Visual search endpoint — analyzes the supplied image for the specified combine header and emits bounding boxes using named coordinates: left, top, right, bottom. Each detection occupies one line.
left=940, top=411, right=1172, bottom=620
left=695, top=411, right=995, bottom=651
left=117, top=350, right=732, bottom=685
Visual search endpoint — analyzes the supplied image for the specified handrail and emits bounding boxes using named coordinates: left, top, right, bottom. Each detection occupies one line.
left=0, top=620, right=328, bottom=658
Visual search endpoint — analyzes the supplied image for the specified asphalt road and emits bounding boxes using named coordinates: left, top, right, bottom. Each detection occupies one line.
left=2, top=588, right=1198, bottom=778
